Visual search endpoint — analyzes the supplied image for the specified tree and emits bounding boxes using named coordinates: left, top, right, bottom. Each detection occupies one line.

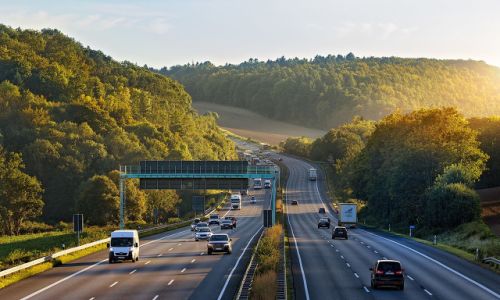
left=145, top=190, right=181, bottom=223
left=76, top=175, right=119, bottom=226
left=0, top=149, right=44, bottom=235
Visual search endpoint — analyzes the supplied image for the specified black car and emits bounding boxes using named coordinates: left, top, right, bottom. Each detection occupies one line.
left=291, top=200, right=298, bottom=205
left=240, top=189, right=248, bottom=196
left=220, top=219, right=234, bottom=229
left=318, top=217, right=330, bottom=229
left=370, top=260, right=405, bottom=290
left=332, top=226, right=348, bottom=239
left=207, top=234, right=232, bottom=254
left=224, top=216, right=237, bottom=228
left=318, top=207, right=326, bottom=214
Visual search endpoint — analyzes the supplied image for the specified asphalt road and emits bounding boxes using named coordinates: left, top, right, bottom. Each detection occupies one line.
left=280, top=154, right=500, bottom=300
left=0, top=190, right=269, bottom=300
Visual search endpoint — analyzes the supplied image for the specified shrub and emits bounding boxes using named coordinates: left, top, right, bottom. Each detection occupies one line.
left=167, top=217, right=182, bottom=224
left=251, top=270, right=277, bottom=300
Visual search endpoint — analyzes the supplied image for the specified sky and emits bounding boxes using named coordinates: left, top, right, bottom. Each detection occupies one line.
left=1, top=0, right=500, bottom=68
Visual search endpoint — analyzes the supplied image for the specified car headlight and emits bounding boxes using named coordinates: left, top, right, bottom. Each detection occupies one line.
left=208, top=244, right=213, bottom=248
left=110, top=248, right=114, bottom=252
left=224, top=243, right=230, bottom=247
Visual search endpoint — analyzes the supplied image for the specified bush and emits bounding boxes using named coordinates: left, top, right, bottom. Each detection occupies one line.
left=167, top=217, right=182, bottom=224
left=251, top=270, right=277, bottom=300
left=19, top=221, right=54, bottom=234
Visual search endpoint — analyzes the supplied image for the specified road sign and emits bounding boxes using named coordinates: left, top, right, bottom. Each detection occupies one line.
left=263, top=209, right=272, bottom=227
left=409, top=225, right=416, bottom=229
left=73, top=214, right=84, bottom=232
left=192, top=196, right=205, bottom=211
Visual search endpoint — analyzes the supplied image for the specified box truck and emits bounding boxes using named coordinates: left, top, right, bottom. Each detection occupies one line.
left=107, top=230, right=140, bottom=263
left=231, top=194, right=242, bottom=210
left=339, top=203, right=357, bottom=228
left=309, top=168, right=317, bottom=181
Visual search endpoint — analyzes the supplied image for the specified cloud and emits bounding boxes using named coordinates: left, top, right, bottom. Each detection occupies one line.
left=333, top=22, right=418, bottom=39
left=147, top=18, right=171, bottom=35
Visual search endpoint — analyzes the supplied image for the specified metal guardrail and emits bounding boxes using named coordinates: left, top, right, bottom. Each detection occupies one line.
left=482, top=257, right=500, bottom=268
left=0, top=204, right=221, bottom=279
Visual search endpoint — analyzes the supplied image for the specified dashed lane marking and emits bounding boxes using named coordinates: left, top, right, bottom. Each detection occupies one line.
left=363, top=286, right=370, bottom=293
left=129, top=269, right=137, bottom=274
left=168, top=279, right=174, bottom=286
left=407, top=275, right=415, bottom=281
left=354, top=273, right=359, bottom=278
left=152, top=295, right=159, bottom=300
left=424, top=289, right=433, bottom=296
left=145, top=261, right=151, bottom=265
left=169, top=248, right=174, bottom=251
left=346, top=263, right=351, bottom=268
left=110, top=281, right=118, bottom=288
left=191, top=259, right=196, bottom=263
left=181, top=268, right=186, bottom=273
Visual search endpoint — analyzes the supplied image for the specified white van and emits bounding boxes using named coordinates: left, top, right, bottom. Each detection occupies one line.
left=108, top=230, right=140, bottom=263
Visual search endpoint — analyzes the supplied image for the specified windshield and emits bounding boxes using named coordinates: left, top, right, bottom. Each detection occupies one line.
left=111, top=237, right=133, bottom=247
left=378, top=262, right=402, bottom=272
left=210, top=235, right=228, bottom=241
left=196, top=223, right=208, bottom=227
left=199, top=228, right=211, bottom=232
left=210, top=215, right=219, bottom=219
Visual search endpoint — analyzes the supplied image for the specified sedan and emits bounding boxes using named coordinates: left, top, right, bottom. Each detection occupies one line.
left=207, top=234, right=232, bottom=254
left=332, top=226, right=348, bottom=239
left=291, top=200, right=298, bottom=205
left=370, top=260, right=405, bottom=290
left=318, top=217, right=331, bottom=229
left=194, top=222, right=209, bottom=232
left=195, top=227, right=212, bottom=241
left=220, top=219, right=234, bottom=229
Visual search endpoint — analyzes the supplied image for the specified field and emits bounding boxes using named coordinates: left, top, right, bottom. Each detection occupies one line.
left=477, top=187, right=500, bottom=237
left=193, top=101, right=325, bottom=145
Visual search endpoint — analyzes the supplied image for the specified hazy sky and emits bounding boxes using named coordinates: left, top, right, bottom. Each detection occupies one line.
left=1, top=0, right=500, bottom=68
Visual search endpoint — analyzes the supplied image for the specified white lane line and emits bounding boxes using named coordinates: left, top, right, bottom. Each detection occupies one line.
left=181, top=268, right=186, bottom=273
left=424, top=289, right=433, bottom=296
left=330, top=244, right=334, bottom=247
left=152, top=295, right=159, bottom=300
left=129, top=269, right=137, bottom=274
left=407, top=275, right=415, bottom=281
left=145, top=260, right=151, bottom=265
left=168, top=279, right=174, bottom=286
left=363, top=286, right=370, bottom=293
left=217, top=226, right=264, bottom=300
left=346, top=263, right=351, bottom=268
left=191, top=259, right=196, bottom=263
left=157, top=253, right=162, bottom=257
left=341, top=255, right=345, bottom=260
left=19, top=258, right=107, bottom=300
left=178, top=243, right=182, bottom=246
left=109, top=281, right=118, bottom=288
left=89, top=298, right=95, bottom=300
left=360, top=241, right=365, bottom=244
left=354, top=273, right=359, bottom=278
left=169, top=248, right=174, bottom=251
left=200, top=252, right=205, bottom=256
left=374, top=250, right=378, bottom=254
left=336, top=249, right=339, bottom=252
left=361, top=229, right=500, bottom=299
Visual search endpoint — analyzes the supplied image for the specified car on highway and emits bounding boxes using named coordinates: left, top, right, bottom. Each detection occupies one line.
left=278, top=157, right=283, bottom=161
left=190, top=218, right=201, bottom=231
left=332, top=226, right=348, bottom=239
left=207, top=234, right=232, bottom=254
left=264, top=179, right=271, bottom=189
left=195, top=227, right=213, bottom=241
left=370, top=260, right=405, bottom=290
left=318, top=217, right=331, bottom=229
left=251, top=195, right=256, bottom=204
left=220, top=219, right=234, bottom=229
left=208, top=214, right=220, bottom=225
left=224, top=216, right=237, bottom=228
left=240, top=189, right=248, bottom=195
left=108, top=230, right=139, bottom=263
left=318, top=207, right=326, bottom=214
left=194, top=222, right=209, bottom=232
left=291, top=200, right=298, bottom=205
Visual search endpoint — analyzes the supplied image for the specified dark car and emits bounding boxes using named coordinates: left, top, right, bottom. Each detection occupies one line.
left=318, top=217, right=331, bottom=229
left=291, top=200, right=298, bottom=205
left=208, top=214, right=220, bottom=225
left=220, top=219, right=234, bottom=229
left=370, top=260, right=405, bottom=290
left=332, top=226, right=348, bottom=239
left=224, top=216, right=237, bottom=228
left=190, top=218, right=201, bottom=231
left=318, top=207, right=326, bottom=214
left=207, top=234, right=232, bottom=254
left=240, top=189, right=248, bottom=196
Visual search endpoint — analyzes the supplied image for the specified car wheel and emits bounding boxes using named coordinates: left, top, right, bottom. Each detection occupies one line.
left=370, top=280, right=374, bottom=288
left=346, top=236, right=349, bottom=240
left=109, top=259, right=113, bottom=264
left=400, top=283, right=404, bottom=290
left=195, top=239, right=199, bottom=241
left=332, top=236, right=335, bottom=239
left=318, top=226, right=320, bottom=229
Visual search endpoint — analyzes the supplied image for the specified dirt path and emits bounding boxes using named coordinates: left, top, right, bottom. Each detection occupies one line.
left=193, top=101, right=326, bottom=145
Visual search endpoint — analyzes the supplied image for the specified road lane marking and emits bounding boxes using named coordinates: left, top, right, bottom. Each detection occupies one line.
left=407, top=275, right=415, bottom=281
left=424, top=289, right=433, bottom=296
left=191, top=259, right=196, bottom=263
left=19, top=258, right=108, bottom=300
left=336, top=249, right=339, bottom=252
left=363, top=286, right=370, bottom=293
left=168, top=279, right=174, bottom=286
left=129, top=269, right=137, bottom=274
left=152, top=296, right=159, bottom=300
left=361, top=229, right=500, bottom=299
left=346, top=263, right=351, bottom=268
left=341, top=255, right=345, bottom=260
left=200, top=252, right=205, bottom=255
left=374, top=250, right=378, bottom=254
left=157, top=253, right=162, bottom=257
left=181, top=268, right=186, bottom=273
left=354, top=273, right=359, bottom=278
left=145, top=260, right=151, bottom=265
left=217, top=226, right=264, bottom=300
left=178, top=243, right=182, bottom=246
left=89, top=298, right=95, bottom=300
left=110, top=281, right=118, bottom=287
left=169, top=248, right=174, bottom=251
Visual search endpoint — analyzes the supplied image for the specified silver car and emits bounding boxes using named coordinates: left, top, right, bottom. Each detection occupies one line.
left=195, top=227, right=212, bottom=241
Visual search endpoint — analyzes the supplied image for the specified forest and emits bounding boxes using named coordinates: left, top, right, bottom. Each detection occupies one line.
left=161, top=55, right=500, bottom=129
left=0, top=25, right=236, bottom=234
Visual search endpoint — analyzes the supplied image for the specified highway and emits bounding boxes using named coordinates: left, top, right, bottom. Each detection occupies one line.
left=0, top=191, right=268, bottom=300
left=281, top=154, right=500, bottom=300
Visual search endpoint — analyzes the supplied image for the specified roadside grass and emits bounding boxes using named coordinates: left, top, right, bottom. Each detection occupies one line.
left=251, top=271, right=277, bottom=300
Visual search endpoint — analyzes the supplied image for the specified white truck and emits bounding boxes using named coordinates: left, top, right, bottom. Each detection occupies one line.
left=309, top=168, right=317, bottom=181
left=107, top=230, right=140, bottom=263
left=339, top=203, right=357, bottom=228
left=253, top=178, right=263, bottom=190
left=231, top=194, right=242, bottom=210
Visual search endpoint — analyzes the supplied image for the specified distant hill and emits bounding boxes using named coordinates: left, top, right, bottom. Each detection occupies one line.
left=161, top=55, right=500, bottom=129
left=0, top=25, right=236, bottom=222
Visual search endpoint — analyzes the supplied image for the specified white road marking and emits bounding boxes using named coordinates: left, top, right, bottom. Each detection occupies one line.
left=157, top=253, right=162, bottom=257
left=89, top=298, right=95, bottom=300
left=181, top=268, right=186, bottom=273
left=152, top=295, right=159, bottom=300
left=360, top=241, right=365, bottom=244
left=217, top=226, right=264, bottom=300
left=330, top=244, right=334, bottom=247
left=145, top=261, right=151, bottom=265
left=178, top=243, right=182, bottom=246
left=374, top=250, right=378, bottom=254
left=407, top=275, right=415, bottom=281
left=110, top=281, right=118, bottom=287
left=364, top=286, right=370, bottom=293
left=336, top=249, right=339, bottom=252
left=200, top=252, right=205, bottom=255
left=424, top=289, right=433, bottom=296
left=169, top=248, right=174, bottom=251
left=341, top=255, right=345, bottom=260
left=129, top=269, right=137, bottom=274
left=191, top=259, right=196, bottom=263
left=354, top=273, right=359, bottom=278
left=346, top=263, right=351, bottom=268
left=361, top=229, right=500, bottom=299
left=168, top=279, right=174, bottom=286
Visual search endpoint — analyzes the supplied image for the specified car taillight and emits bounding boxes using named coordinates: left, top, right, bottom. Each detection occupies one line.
left=376, top=270, right=384, bottom=275
left=395, top=270, right=403, bottom=275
